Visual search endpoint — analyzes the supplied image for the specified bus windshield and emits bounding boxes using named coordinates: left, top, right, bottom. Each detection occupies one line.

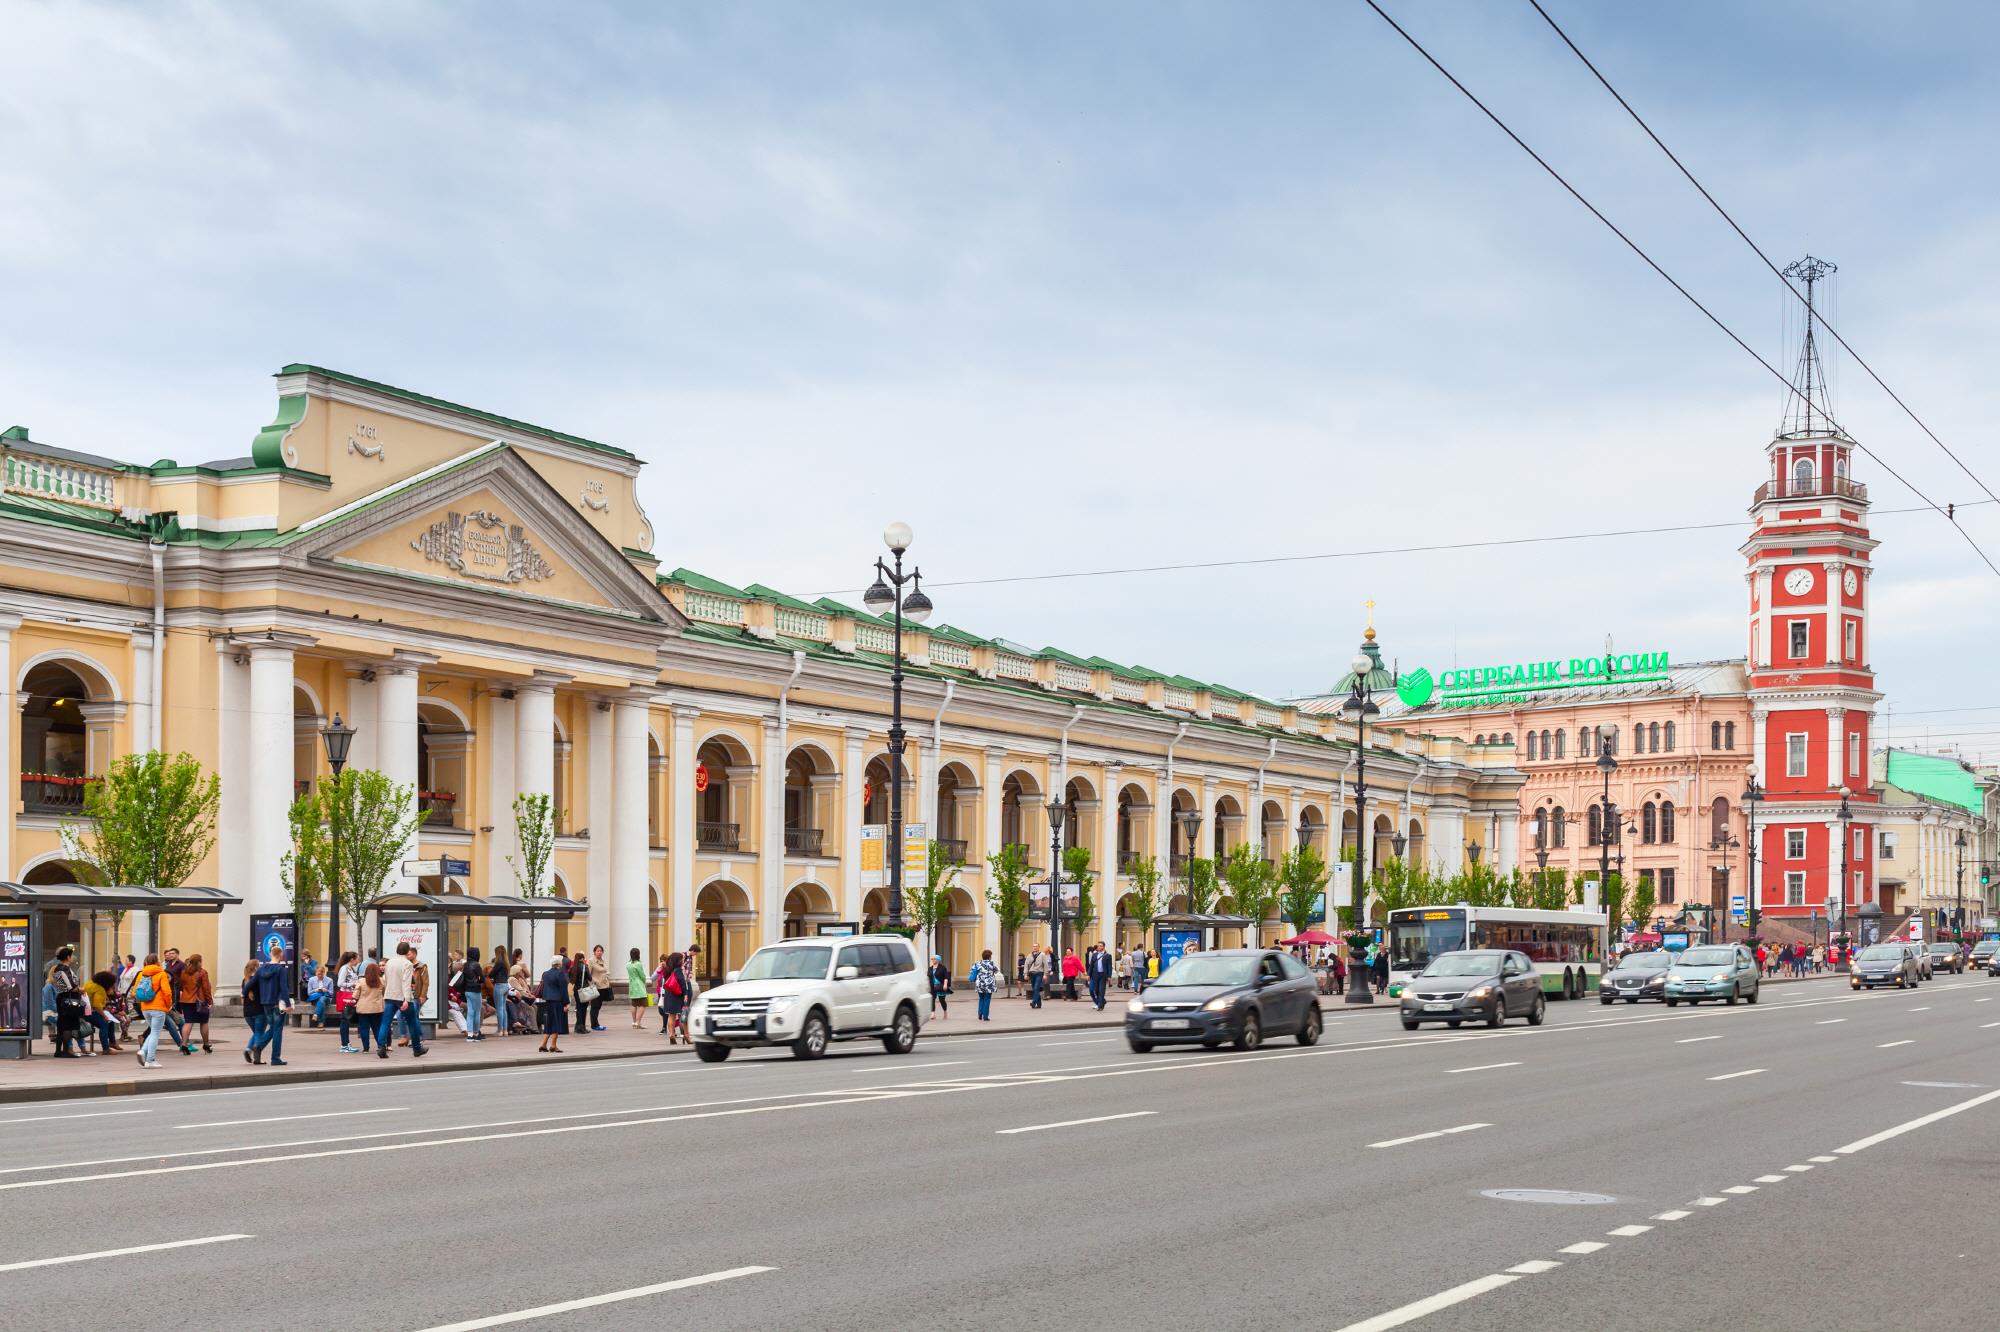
left=1390, top=912, right=1466, bottom=974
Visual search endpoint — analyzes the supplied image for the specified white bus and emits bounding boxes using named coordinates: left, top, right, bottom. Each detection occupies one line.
left=1385, top=905, right=1609, bottom=1000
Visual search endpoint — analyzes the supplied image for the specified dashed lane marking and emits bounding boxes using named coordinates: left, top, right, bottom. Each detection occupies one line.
left=1834, top=1086, right=2000, bottom=1155
left=1693, top=1197, right=1727, bottom=1206
left=1607, top=1225, right=1652, bottom=1237
left=1446, top=1062, right=1523, bottom=1073
left=1784, top=1164, right=1813, bottom=1172
left=1675, top=1035, right=1724, bottom=1044
left=412, top=1267, right=775, bottom=1331
left=1652, top=1210, right=1691, bottom=1221
left=0, top=1110, right=149, bottom=1126
left=1559, top=1241, right=1607, bottom=1254
left=1753, top=1174, right=1789, bottom=1184
left=1808, top=1155, right=1838, bottom=1163
left=1506, top=1260, right=1561, bottom=1275
left=1707, top=1068, right=1765, bottom=1081
left=1369, top=1122, right=1491, bottom=1149
left=1722, top=1185, right=1758, bottom=1194
left=1909, top=1007, right=1931, bottom=1012
left=1816, top=1019, right=1845, bottom=1025
left=1327, top=1274, right=1521, bottom=1332
left=0, top=1234, right=251, bottom=1273
left=996, top=1111, right=1156, bottom=1136
left=1878, top=1040, right=1914, bottom=1048
left=177, top=1107, right=406, bottom=1130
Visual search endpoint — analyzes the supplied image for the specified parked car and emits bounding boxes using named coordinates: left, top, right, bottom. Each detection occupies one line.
left=1927, top=942, right=1964, bottom=975
left=1125, top=949, right=1322, bottom=1052
left=688, top=934, right=926, bottom=1062
left=1397, top=949, right=1547, bottom=1030
left=1969, top=939, right=2000, bottom=971
left=1664, top=944, right=1760, bottom=1006
left=1850, top=943, right=1922, bottom=990
left=1601, top=951, right=1673, bottom=1004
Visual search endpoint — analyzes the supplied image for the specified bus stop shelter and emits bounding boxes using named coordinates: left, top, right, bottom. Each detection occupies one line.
left=363, top=891, right=590, bottom=1033
left=1152, top=912, right=1255, bottom=965
left=0, top=881, right=241, bottom=1060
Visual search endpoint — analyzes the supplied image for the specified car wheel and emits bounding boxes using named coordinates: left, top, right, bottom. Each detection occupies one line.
left=1665, top=998, right=1678, bottom=1007
left=1446, top=1019, right=1462, bottom=1029
left=1487, top=999, right=1505, bottom=1029
left=1726, top=987, right=1739, bottom=1006
left=791, top=1010, right=829, bottom=1060
left=1746, top=986, right=1759, bottom=1005
left=1626, top=998, right=1638, bottom=1005
left=1401, top=1018, right=1420, bottom=1031
left=881, top=1005, right=917, bottom=1055
left=1127, top=1038, right=1154, bottom=1054
left=1599, top=995, right=1613, bottom=1005
left=693, top=1041, right=730, bottom=1063
left=1234, top=1012, right=1262, bottom=1052
left=1296, top=1007, right=1322, bottom=1047
left=1527, top=994, right=1546, bottom=1026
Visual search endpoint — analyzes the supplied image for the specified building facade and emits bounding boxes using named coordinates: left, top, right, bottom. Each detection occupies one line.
left=1, top=364, right=1525, bottom=985
left=1871, top=749, right=1997, bottom=936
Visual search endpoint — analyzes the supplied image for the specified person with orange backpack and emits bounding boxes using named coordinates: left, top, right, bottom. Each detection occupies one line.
left=131, top=953, right=174, bottom=1069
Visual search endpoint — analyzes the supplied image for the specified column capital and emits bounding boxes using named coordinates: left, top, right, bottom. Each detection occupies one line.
left=230, top=630, right=316, bottom=657
left=388, top=649, right=439, bottom=670
left=0, top=611, right=22, bottom=636
left=673, top=703, right=703, bottom=722
left=844, top=725, right=871, bottom=744
left=984, top=745, right=1008, bottom=761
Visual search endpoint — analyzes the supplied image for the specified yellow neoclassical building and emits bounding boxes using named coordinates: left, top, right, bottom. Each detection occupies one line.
left=1, top=364, right=1525, bottom=984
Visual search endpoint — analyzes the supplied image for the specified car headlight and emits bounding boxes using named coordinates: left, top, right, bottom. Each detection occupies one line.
left=1467, top=985, right=1496, bottom=1000
left=767, top=996, right=798, bottom=1014
left=1202, top=994, right=1237, bottom=1012
left=1126, top=998, right=1146, bottom=1014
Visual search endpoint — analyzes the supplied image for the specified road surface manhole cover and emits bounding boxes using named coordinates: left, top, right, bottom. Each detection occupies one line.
left=1903, top=1081, right=1982, bottom=1089
left=1481, top=1189, right=1616, bottom=1205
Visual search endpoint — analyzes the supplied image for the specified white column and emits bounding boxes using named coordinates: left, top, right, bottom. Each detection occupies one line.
left=1750, top=709, right=1769, bottom=790
left=611, top=695, right=651, bottom=964
left=342, top=666, right=379, bottom=775
left=670, top=705, right=700, bottom=954
left=840, top=726, right=866, bottom=924
left=759, top=718, right=785, bottom=945
left=1824, top=562, right=1842, bottom=667
left=1496, top=807, right=1519, bottom=876
left=1825, top=708, right=1844, bottom=792
left=127, top=629, right=154, bottom=757
left=214, top=643, right=249, bottom=977
left=246, top=641, right=298, bottom=932
left=0, top=614, right=17, bottom=880
left=486, top=691, right=517, bottom=892
left=586, top=698, right=613, bottom=923
left=982, top=746, right=1005, bottom=957
left=514, top=677, right=559, bottom=909
left=1088, top=795, right=1114, bottom=948
left=1152, top=766, right=1173, bottom=872
left=378, top=662, right=421, bottom=891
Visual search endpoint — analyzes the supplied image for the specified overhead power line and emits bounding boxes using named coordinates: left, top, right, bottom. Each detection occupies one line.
left=1360, top=0, right=2000, bottom=579
left=1524, top=0, right=2000, bottom=510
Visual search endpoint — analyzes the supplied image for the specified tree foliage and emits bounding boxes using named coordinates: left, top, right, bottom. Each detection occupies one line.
left=62, top=751, right=220, bottom=941
left=1600, top=871, right=1628, bottom=939
left=1222, top=844, right=1279, bottom=946
left=1628, top=875, right=1657, bottom=935
left=508, top=792, right=560, bottom=897
left=1062, top=844, right=1097, bottom=935
left=1124, top=855, right=1166, bottom=944
left=908, top=839, right=962, bottom=962
left=985, top=840, right=1033, bottom=983
left=1277, top=842, right=1329, bottom=940
left=1183, top=855, right=1220, bottom=915
left=285, top=769, right=427, bottom=934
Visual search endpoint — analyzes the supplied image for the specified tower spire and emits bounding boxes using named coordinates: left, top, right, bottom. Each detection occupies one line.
left=1777, top=255, right=1839, bottom=439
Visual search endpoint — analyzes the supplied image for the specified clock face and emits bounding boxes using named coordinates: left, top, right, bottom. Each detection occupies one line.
left=1843, top=569, right=1859, bottom=596
left=1783, top=567, right=1815, bottom=596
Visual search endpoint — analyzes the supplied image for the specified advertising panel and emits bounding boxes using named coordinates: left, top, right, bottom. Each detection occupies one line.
left=249, top=913, right=299, bottom=998
left=0, top=917, right=30, bottom=1039
left=1157, top=928, right=1201, bottom=969
left=381, top=918, right=444, bottom=1021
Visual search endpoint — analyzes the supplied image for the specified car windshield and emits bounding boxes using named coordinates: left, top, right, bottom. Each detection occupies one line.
left=1154, top=956, right=1257, bottom=989
left=1928, top=944, right=1954, bottom=955
left=1676, top=948, right=1734, bottom=967
left=1857, top=945, right=1903, bottom=962
left=1614, top=953, right=1669, bottom=972
left=734, top=946, right=832, bottom=982
left=1421, top=952, right=1504, bottom=978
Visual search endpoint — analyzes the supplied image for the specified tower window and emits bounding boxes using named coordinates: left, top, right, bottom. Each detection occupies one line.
left=1526, top=732, right=1538, bottom=761
left=1844, top=620, right=1856, bottom=661
left=1710, top=720, right=1721, bottom=751
left=1788, top=621, right=1809, bottom=658
left=1786, top=733, right=1808, bottom=778
left=1792, top=456, right=1816, bottom=493
left=1848, top=732, right=1861, bottom=778
left=1786, top=829, right=1806, bottom=860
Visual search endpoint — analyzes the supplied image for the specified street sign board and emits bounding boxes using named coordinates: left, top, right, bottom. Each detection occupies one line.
left=1330, top=861, right=1354, bottom=908
left=441, top=856, right=471, bottom=877
left=403, top=859, right=443, bottom=878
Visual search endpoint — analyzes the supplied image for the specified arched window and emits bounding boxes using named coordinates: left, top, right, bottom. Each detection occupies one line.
left=1587, top=804, right=1602, bottom=846
left=1474, top=734, right=1485, bottom=746
left=1554, top=730, right=1566, bottom=759
left=1792, top=455, right=1815, bottom=493
left=1581, top=727, right=1594, bottom=757
left=1648, top=722, right=1661, bottom=752
left=1660, top=802, right=1675, bottom=844
left=1551, top=807, right=1567, bottom=848
left=1724, top=721, right=1736, bottom=750
left=1710, top=796, right=1729, bottom=842
left=1664, top=721, right=1675, bottom=752
left=1603, top=725, right=1617, bottom=755
left=1526, top=732, right=1539, bottom=761
left=1642, top=801, right=1657, bottom=844
left=1711, top=720, right=1721, bottom=750
left=1534, top=807, right=1548, bottom=847
left=1502, top=732, right=1513, bottom=745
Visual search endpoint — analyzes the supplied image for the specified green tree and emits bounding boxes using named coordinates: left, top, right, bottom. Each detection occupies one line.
left=280, top=786, right=335, bottom=938
left=1277, top=842, right=1330, bottom=941
left=1527, top=865, right=1571, bottom=913
left=908, top=839, right=962, bottom=965
left=61, top=751, right=220, bottom=948
left=1124, top=855, right=1166, bottom=954
left=1183, top=855, right=1220, bottom=915
left=1628, top=875, right=1657, bottom=937
left=1063, top=844, right=1098, bottom=939
left=985, top=841, right=1033, bottom=992
left=320, top=769, right=427, bottom=941
left=1222, top=843, right=1280, bottom=947
left=508, top=792, right=560, bottom=897
left=1600, top=871, right=1628, bottom=940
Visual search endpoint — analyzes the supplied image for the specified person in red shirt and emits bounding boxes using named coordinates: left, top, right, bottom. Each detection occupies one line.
left=1060, top=947, right=1082, bottom=1001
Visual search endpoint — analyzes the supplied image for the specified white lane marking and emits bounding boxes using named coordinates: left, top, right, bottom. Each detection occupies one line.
left=1834, top=1086, right=2000, bottom=1155
left=0, top=1110, right=149, bottom=1126
left=1878, top=1040, right=1914, bottom=1048
left=1981, top=1022, right=2000, bottom=1029
left=1816, top=1019, right=1846, bottom=1025
left=996, top=1111, right=1156, bottom=1136
left=411, top=1267, right=774, bottom=1331
left=1753, top=1174, right=1789, bottom=1184
left=1692, top=1197, right=1727, bottom=1206
left=1808, top=1155, right=1838, bottom=1163
left=1784, top=1164, right=1813, bottom=1173
left=640, top=1058, right=969, bottom=1077
left=1329, top=1273, right=1520, bottom=1332
left=1652, top=1210, right=1691, bottom=1221
left=1559, top=1241, right=1607, bottom=1254
left=0, top=1234, right=250, bottom=1273
left=1607, top=1225, right=1652, bottom=1237
left=1676, top=1035, right=1724, bottom=1044
left=1036, top=1039, right=1115, bottom=1047
left=177, top=1107, right=406, bottom=1130
left=1707, top=1068, right=1766, bottom=1081
left=1368, top=1122, right=1491, bottom=1149
left=1977, top=997, right=1994, bottom=1003
left=1446, top=1062, right=1522, bottom=1073
left=1507, top=1260, right=1561, bottom=1274
left=1722, top=1185, right=1758, bottom=1194
left=1909, top=1007, right=1931, bottom=1012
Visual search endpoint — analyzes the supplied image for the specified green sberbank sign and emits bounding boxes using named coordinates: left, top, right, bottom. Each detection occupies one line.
left=1395, top=650, right=1670, bottom=710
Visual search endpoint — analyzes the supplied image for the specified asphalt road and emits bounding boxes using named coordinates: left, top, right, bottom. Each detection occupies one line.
left=2, top=974, right=1996, bottom=1331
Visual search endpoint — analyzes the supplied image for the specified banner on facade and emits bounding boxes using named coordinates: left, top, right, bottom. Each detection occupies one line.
left=1329, top=861, right=1353, bottom=908
left=860, top=826, right=886, bottom=888
left=902, top=823, right=928, bottom=879
left=0, top=917, right=29, bottom=1039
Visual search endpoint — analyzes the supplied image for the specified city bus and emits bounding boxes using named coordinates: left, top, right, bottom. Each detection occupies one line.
left=1385, top=905, right=1609, bottom=1000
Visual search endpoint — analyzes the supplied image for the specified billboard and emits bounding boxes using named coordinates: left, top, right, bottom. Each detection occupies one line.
left=0, top=918, right=29, bottom=1039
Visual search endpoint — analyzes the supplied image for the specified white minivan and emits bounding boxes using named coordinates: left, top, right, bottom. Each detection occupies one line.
left=690, top=934, right=928, bottom=1062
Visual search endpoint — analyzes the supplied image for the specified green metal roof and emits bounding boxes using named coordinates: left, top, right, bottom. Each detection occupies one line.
left=277, top=364, right=636, bottom=461
left=1883, top=750, right=1986, bottom=815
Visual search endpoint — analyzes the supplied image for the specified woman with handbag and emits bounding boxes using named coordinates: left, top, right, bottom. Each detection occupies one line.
left=454, top=947, right=486, bottom=1042
left=927, top=954, right=951, bottom=1019
left=176, top=953, right=214, bottom=1053
left=333, top=951, right=361, bottom=1052
left=538, top=953, right=571, bottom=1054
left=487, top=948, right=510, bottom=1036
left=656, top=951, right=687, bottom=1043
left=351, top=962, right=386, bottom=1054
left=569, top=951, right=593, bottom=1036
left=625, top=947, right=648, bottom=1029
left=586, top=945, right=613, bottom=1033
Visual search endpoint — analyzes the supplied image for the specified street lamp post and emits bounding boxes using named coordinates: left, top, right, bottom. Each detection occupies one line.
left=1956, top=828, right=1969, bottom=940
left=1047, top=797, right=1067, bottom=964
left=862, top=522, right=933, bottom=930
left=1595, top=746, right=1617, bottom=909
left=1836, top=787, right=1853, bottom=966
left=1710, top=832, right=1739, bottom=943
left=320, top=712, right=356, bottom=968
left=1341, top=649, right=1379, bottom=1006
left=1743, top=779, right=1764, bottom=942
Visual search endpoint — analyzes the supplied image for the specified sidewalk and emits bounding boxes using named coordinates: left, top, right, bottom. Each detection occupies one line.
left=0, top=970, right=1846, bottom=1104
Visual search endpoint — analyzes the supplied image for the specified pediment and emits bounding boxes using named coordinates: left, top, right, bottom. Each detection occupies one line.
left=287, top=445, right=681, bottom=626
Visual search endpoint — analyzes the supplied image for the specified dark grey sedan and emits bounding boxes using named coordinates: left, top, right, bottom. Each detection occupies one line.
left=1399, top=950, right=1547, bottom=1030
left=1600, top=951, right=1672, bottom=1004
left=1851, top=943, right=1922, bottom=990
left=1125, top=950, right=1323, bottom=1053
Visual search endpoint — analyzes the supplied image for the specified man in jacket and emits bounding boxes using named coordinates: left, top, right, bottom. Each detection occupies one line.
left=1025, top=947, right=1049, bottom=1008
left=1086, top=942, right=1113, bottom=1010
left=244, top=942, right=292, bottom=1066
left=378, top=942, right=428, bottom=1059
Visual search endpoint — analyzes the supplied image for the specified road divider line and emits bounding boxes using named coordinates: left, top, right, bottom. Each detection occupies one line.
left=1036, top=1039, right=1115, bottom=1047
left=1692, top=1197, right=1726, bottom=1206
left=1909, top=1007, right=1931, bottom=1012
left=1328, top=1273, right=1520, bottom=1332
left=1506, top=1259, right=1561, bottom=1274
left=996, top=1111, right=1155, bottom=1136
left=0, top=1109, right=149, bottom=1126
left=1808, top=1155, right=1838, bottom=1163
left=1833, top=1086, right=2000, bottom=1156
left=1558, top=1241, right=1607, bottom=1254
left=1368, top=1122, right=1491, bottom=1149
left=1446, top=1062, right=1522, bottom=1073
left=177, top=1107, right=406, bottom=1130
left=0, top=1233, right=250, bottom=1273
left=1977, top=997, right=1993, bottom=1003
left=1722, top=1185, right=1758, bottom=1194
left=1816, top=1019, right=1845, bottom=1025
left=1676, top=1035, right=1724, bottom=1044
left=1707, top=1069, right=1766, bottom=1081
left=1877, top=1040, right=1914, bottom=1048
left=1981, top=1022, right=2000, bottom=1029
left=411, top=1266, right=775, bottom=1331
left=1783, top=1164, right=1813, bottom=1172
left=1652, top=1210, right=1691, bottom=1221
left=1607, top=1225, right=1652, bottom=1237
left=1753, top=1174, right=1789, bottom=1184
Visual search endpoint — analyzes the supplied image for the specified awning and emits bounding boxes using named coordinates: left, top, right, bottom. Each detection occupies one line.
left=0, top=882, right=240, bottom=914
left=1155, top=913, right=1255, bottom=929
left=365, top=891, right=589, bottom=919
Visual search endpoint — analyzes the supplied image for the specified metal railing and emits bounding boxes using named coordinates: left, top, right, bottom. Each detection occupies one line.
left=418, top=793, right=457, bottom=826
left=939, top=838, right=969, bottom=863
left=20, top=775, right=89, bottom=813
left=783, top=827, right=824, bottom=855
left=1753, top=475, right=1867, bottom=504
left=697, top=821, right=741, bottom=852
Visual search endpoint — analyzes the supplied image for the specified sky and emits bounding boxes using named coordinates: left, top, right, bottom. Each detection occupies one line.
left=3, top=1, right=1996, bottom=757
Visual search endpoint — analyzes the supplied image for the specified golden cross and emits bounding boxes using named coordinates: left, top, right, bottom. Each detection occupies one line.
left=1364, top=598, right=1376, bottom=632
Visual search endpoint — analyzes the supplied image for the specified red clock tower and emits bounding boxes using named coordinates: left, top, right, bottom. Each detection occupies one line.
left=1741, top=257, right=1878, bottom=933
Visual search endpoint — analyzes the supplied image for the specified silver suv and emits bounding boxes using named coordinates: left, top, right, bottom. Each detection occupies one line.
left=690, top=935, right=927, bottom=1062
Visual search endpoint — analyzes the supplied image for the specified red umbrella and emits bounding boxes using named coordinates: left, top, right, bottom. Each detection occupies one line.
left=1277, top=929, right=1339, bottom=946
